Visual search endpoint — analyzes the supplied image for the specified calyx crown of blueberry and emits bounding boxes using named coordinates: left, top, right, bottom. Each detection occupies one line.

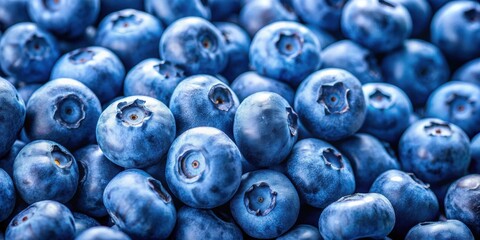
left=286, top=107, right=298, bottom=136
left=322, top=148, right=344, bottom=170
left=25, top=34, right=48, bottom=60
left=50, top=144, right=73, bottom=169
left=153, top=61, right=185, bottom=79
left=147, top=178, right=172, bottom=203
left=446, top=93, right=475, bottom=118
left=244, top=182, right=277, bottom=216
left=369, top=88, right=393, bottom=109
left=116, top=99, right=153, bottom=127
left=53, top=94, right=86, bottom=129
left=275, top=32, right=303, bottom=58
left=424, top=121, right=453, bottom=137
left=209, top=84, right=233, bottom=111
left=407, top=172, right=430, bottom=189
left=177, top=149, right=207, bottom=182
left=69, top=48, right=95, bottom=64
left=112, top=12, right=143, bottom=30
left=317, top=82, right=350, bottom=115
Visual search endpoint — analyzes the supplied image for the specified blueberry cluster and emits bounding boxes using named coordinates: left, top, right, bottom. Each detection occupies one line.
left=0, top=0, right=479, bottom=239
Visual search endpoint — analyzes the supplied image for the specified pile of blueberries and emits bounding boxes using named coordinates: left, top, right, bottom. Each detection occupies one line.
left=0, top=0, right=480, bottom=239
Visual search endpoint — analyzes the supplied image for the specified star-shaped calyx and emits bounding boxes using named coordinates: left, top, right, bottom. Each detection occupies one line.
left=317, top=82, right=350, bottom=115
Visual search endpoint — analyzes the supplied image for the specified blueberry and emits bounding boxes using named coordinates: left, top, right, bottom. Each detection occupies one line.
left=0, top=22, right=60, bottom=83
left=13, top=140, right=79, bottom=204
left=172, top=206, right=243, bottom=240
left=145, top=0, right=210, bottom=26
left=405, top=220, right=475, bottom=240
left=76, top=226, right=131, bottom=240
left=399, top=118, right=471, bottom=185
left=166, top=127, right=243, bottom=208
left=6, top=200, right=75, bottom=240
left=234, top=92, right=298, bottom=167
left=0, top=169, right=15, bottom=222
left=0, top=0, right=30, bottom=31
left=27, top=0, right=100, bottom=39
left=95, top=9, right=164, bottom=69
left=319, top=193, right=396, bottom=240
left=250, top=21, right=321, bottom=87
left=370, top=170, right=439, bottom=237
left=292, top=0, right=347, bottom=33
left=341, top=0, right=412, bottom=53
left=277, top=224, right=322, bottom=240
left=160, top=17, right=227, bottom=75
left=50, top=46, right=125, bottom=103
left=294, top=68, right=367, bottom=141
left=73, top=212, right=100, bottom=237
left=103, top=169, right=176, bottom=239
left=452, top=58, right=480, bottom=86
left=444, top=174, right=480, bottom=237
left=390, top=0, right=432, bottom=37
left=471, top=133, right=480, bottom=173
left=25, top=78, right=102, bottom=150
left=230, top=170, right=300, bottom=239
left=0, top=78, right=25, bottom=157
left=239, top=0, right=297, bottom=36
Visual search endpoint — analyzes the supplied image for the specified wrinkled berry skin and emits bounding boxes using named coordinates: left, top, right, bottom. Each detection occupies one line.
left=361, top=83, right=413, bottom=143
left=103, top=169, right=176, bottom=240
left=431, top=1, right=480, bottom=62
left=234, top=92, right=298, bottom=168
left=124, top=58, right=186, bottom=105
left=445, top=174, right=480, bottom=237
left=321, top=40, right=383, bottom=84
left=277, top=224, right=322, bottom=240
left=27, top=0, right=99, bottom=39
left=295, top=68, right=366, bottom=141
left=160, top=17, right=227, bottom=75
left=453, top=58, right=480, bottom=86
left=231, top=71, right=295, bottom=106
left=145, top=0, right=210, bottom=26
left=399, top=118, right=471, bottom=185
left=471, top=133, right=480, bottom=173
left=172, top=206, right=243, bottom=240
left=73, top=212, right=100, bottom=237
left=0, top=141, right=25, bottom=178
left=292, top=0, right=347, bottom=32
left=95, top=9, right=164, bottom=69
left=166, top=127, right=243, bottom=209
left=391, top=0, right=432, bottom=37
left=72, top=145, right=123, bottom=218
left=97, top=95, right=176, bottom=168
left=319, top=193, right=395, bottom=240
left=169, top=75, right=239, bottom=137
left=250, top=21, right=321, bottom=87
left=337, top=134, right=400, bottom=193
left=426, top=81, right=480, bottom=137
left=382, top=39, right=450, bottom=107
left=0, top=0, right=30, bottom=31
left=286, top=138, right=355, bottom=208
left=341, top=0, right=412, bottom=53
left=6, top=200, right=75, bottom=240
left=25, top=78, right=102, bottom=150
left=50, top=46, right=125, bottom=103
left=13, top=140, right=79, bottom=204
left=230, top=170, right=300, bottom=239
left=76, top=227, right=131, bottom=240
left=0, top=78, right=25, bottom=157
left=370, top=170, right=439, bottom=237
left=0, top=169, right=15, bottom=222
left=0, top=22, right=60, bottom=83
left=405, top=220, right=475, bottom=240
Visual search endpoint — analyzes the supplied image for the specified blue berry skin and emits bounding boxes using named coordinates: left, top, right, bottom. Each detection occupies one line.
left=286, top=138, right=355, bottom=208
left=399, top=118, right=471, bottom=185
left=172, top=206, right=243, bottom=240
left=215, top=22, right=251, bottom=82
left=27, top=0, right=99, bottom=39
left=145, top=0, right=210, bottom=26
left=25, top=78, right=102, bottom=150
left=103, top=169, right=176, bottom=240
left=97, top=95, right=176, bottom=168
left=73, top=212, right=100, bottom=237
left=361, top=83, right=414, bottom=143
left=0, top=0, right=30, bottom=31
left=321, top=40, right=383, bottom=84
left=426, top=81, right=480, bottom=137
left=13, top=140, right=79, bottom=204
left=250, top=21, right=321, bottom=87
left=6, top=200, right=75, bottom=240
left=405, top=220, right=475, bottom=240
left=0, top=141, right=25, bottom=179
left=160, top=17, right=227, bottom=75
left=391, top=0, right=432, bottom=37
left=431, top=1, right=480, bottom=63
left=382, top=39, right=450, bottom=107
left=445, top=174, right=480, bottom=237
left=234, top=92, right=298, bottom=168
left=370, top=170, right=439, bottom=237
left=0, top=169, right=15, bottom=222
left=0, top=23, right=60, bottom=84
left=123, top=58, right=186, bottom=105
left=72, top=145, right=123, bottom=218
left=239, top=0, right=297, bottom=36
left=98, top=0, right=144, bottom=22
left=306, top=24, right=337, bottom=49
left=292, top=0, right=347, bottom=33
left=169, top=75, right=239, bottom=137
left=341, top=0, right=412, bottom=53
left=319, top=193, right=396, bottom=240
left=230, top=170, right=300, bottom=239
left=210, top=0, right=241, bottom=21
left=336, top=134, right=400, bottom=193
left=471, top=133, right=480, bottom=173
left=294, top=68, right=367, bottom=141
left=0, top=78, right=25, bottom=157
left=76, top=226, right=131, bottom=240
left=453, top=58, right=480, bottom=85
left=51, top=46, right=125, bottom=103
left=95, top=9, right=163, bottom=70
left=277, top=224, right=322, bottom=240
left=166, top=127, right=243, bottom=209
left=231, top=71, right=295, bottom=106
